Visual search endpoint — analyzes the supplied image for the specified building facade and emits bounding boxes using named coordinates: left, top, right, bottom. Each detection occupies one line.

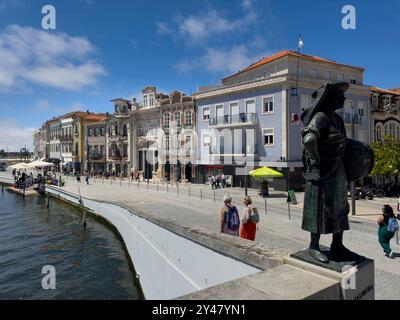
left=33, top=126, right=48, bottom=161
left=159, top=91, right=196, bottom=182
left=194, top=50, right=371, bottom=190
left=84, top=115, right=107, bottom=172
left=130, top=87, right=167, bottom=180
left=106, top=99, right=132, bottom=176
left=370, top=86, right=400, bottom=142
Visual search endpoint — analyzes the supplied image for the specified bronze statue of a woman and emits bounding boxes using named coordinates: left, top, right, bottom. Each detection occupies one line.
left=301, top=82, right=374, bottom=263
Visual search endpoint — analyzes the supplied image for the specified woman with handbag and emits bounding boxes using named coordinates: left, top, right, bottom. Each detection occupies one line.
left=240, top=196, right=257, bottom=241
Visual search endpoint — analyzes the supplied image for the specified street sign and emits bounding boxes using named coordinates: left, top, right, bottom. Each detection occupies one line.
left=287, top=190, right=298, bottom=205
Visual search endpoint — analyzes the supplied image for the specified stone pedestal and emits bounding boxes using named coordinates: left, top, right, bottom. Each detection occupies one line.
left=286, top=249, right=375, bottom=300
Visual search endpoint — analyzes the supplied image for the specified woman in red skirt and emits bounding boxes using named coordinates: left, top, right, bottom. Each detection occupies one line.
left=240, top=196, right=257, bottom=241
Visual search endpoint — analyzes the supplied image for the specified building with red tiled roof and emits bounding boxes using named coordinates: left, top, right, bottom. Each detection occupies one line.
left=194, top=50, right=370, bottom=191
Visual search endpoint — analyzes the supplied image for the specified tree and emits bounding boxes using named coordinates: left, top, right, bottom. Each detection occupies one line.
left=370, top=135, right=400, bottom=179
left=0, top=149, right=6, bottom=158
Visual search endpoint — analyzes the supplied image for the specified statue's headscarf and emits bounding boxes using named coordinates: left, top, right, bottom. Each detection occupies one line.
left=301, top=82, right=350, bottom=126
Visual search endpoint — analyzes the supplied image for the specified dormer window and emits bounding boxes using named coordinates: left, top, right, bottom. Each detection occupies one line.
left=122, top=105, right=127, bottom=112
left=115, top=105, right=120, bottom=112
left=149, top=94, right=155, bottom=107
left=143, top=95, right=148, bottom=108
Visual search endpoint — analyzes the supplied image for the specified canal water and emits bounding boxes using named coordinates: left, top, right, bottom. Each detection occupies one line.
left=0, top=188, right=143, bottom=300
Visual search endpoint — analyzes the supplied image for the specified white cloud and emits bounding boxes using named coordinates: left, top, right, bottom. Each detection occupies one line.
left=156, top=21, right=174, bottom=36
left=157, top=0, right=257, bottom=44
left=175, top=45, right=272, bottom=76
left=0, top=119, right=35, bottom=151
left=0, top=25, right=106, bottom=92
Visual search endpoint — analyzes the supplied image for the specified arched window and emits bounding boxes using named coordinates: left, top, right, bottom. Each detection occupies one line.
left=174, top=111, right=181, bottom=128
left=164, top=112, right=170, bottom=129
left=375, top=123, right=383, bottom=142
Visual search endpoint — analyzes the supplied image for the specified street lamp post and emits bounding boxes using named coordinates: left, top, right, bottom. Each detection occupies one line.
left=351, top=107, right=356, bottom=216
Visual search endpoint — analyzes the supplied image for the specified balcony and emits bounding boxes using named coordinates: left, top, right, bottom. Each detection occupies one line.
left=108, top=134, right=128, bottom=142
left=209, top=113, right=257, bottom=128
left=60, top=135, right=73, bottom=142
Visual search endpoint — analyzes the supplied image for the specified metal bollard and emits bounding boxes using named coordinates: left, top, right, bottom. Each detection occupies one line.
left=167, top=183, right=169, bottom=193
left=157, top=183, right=159, bottom=192
left=200, top=188, right=202, bottom=200
left=214, top=190, right=216, bottom=203
left=189, top=187, right=191, bottom=198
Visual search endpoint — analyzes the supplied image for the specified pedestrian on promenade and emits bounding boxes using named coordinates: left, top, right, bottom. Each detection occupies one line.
left=76, top=172, right=81, bottom=183
left=377, top=205, right=398, bottom=258
left=211, top=175, right=216, bottom=190
left=85, top=173, right=90, bottom=185
left=240, top=196, right=258, bottom=241
left=216, top=175, right=221, bottom=189
left=221, top=174, right=226, bottom=188
left=220, top=195, right=240, bottom=236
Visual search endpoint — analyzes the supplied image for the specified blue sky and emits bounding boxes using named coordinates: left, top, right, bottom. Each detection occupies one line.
left=0, top=0, right=399, bottom=150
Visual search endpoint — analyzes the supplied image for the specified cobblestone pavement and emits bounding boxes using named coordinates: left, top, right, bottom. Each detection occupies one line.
left=2, top=173, right=399, bottom=299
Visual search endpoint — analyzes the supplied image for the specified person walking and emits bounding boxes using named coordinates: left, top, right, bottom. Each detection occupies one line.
left=211, top=175, right=216, bottom=190
left=377, top=205, right=398, bottom=258
left=221, top=174, right=226, bottom=188
left=240, top=196, right=258, bottom=241
left=85, top=173, right=90, bottom=185
left=220, top=196, right=240, bottom=236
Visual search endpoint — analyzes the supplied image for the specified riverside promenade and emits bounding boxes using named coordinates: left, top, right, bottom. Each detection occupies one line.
left=1, top=173, right=399, bottom=299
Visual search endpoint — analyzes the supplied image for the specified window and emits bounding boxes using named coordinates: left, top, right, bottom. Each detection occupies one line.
left=174, top=111, right=181, bottom=128
left=345, top=100, right=353, bottom=110
left=372, top=95, right=378, bottom=108
left=89, top=128, right=93, bottom=136
left=301, top=95, right=311, bottom=112
left=149, top=94, right=155, bottom=107
left=143, top=95, right=148, bottom=108
left=358, top=101, right=366, bottom=117
left=123, top=124, right=128, bottom=137
left=94, top=128, right=99, bottom=136
left=309, top=68, right=317, bottom=78
left=263, top=129, right=274, bottom=146
left=185, top=136, right=192, bottom=152
left=337, top=73, right=345, bottom=82
left=203, top=107, right=210, bottom=121
left=263, top=96, right=274, bottom=114
left=230, top=102, right=239, bottom=117
left=203, top=135, right=211, bottom=147
left=123, top=144, right=128, bottom=157
left=185, top=110, right=192, bottom=127
left=100, top=127, right=105, bottom=136
left=350, top=77, right=357, bottom=84
left=324, top=71, right=331, bottom=80
left=165, top=136, right=170, bottom=151
left=100, top=145, right=105, bottom=157
left=245, top=99, right=256, bottom=114
left=122, top=105, right=127, bottom=112
left=383, top=96, right=391, bottom=107
left=164, top=112, right=170, bottom=129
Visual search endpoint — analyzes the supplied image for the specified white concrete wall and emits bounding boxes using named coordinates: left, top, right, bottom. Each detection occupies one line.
left=45, top=186, right=261, bottom=300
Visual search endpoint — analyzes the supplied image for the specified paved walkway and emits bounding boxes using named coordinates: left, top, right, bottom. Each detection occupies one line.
left=2, top=172, right=400, bottom=299
left=58, top=175, right=400, bottom=300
